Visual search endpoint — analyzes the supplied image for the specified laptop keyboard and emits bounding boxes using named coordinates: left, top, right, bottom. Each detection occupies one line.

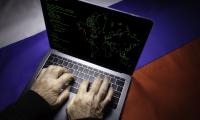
left=43, top=54, right=125, bottom=109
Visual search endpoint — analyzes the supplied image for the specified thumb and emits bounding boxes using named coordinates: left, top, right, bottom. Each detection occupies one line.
left=56, top=87, right=70, bottom=105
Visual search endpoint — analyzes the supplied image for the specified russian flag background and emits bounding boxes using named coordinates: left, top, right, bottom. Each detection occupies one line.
left=0, top=0, right=200, bottom=119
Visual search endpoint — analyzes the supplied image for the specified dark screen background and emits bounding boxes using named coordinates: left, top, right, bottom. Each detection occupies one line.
left=41, top=0, right=153, bottom=74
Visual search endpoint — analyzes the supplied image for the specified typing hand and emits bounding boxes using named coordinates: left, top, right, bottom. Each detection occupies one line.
left=31, top=65, right=74, bottom=107
left=67, top=76, right=113, bottom=120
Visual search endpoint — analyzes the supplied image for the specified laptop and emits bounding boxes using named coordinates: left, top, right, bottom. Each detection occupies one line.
left=29, top=0, right=153, bottom=119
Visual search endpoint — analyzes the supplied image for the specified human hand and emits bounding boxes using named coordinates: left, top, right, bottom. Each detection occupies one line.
left=31, top=65, right=74, bottom=107
left=66, top=76, right=113, bottom=120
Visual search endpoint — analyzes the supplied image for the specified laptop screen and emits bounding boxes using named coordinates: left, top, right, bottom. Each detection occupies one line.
left=41, top=0, right=153, bottom=75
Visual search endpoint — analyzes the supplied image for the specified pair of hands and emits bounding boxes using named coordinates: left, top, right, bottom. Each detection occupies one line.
left=31, top=65, right=113, bottom=120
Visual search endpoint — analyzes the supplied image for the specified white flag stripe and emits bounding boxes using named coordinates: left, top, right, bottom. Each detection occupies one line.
left=0, top=0, right=122, bottom=48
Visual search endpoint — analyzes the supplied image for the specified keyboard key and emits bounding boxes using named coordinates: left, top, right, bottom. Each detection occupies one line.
left=73, top=71, right=79, bottom=76
left=83, top=69, right=89, bottom=74
left=83, top=74, right=89, bottom=80
left=69, top=69, right=74, bottom=73
left=115, top=76, right=120, bottom=80
left=72, top=61, right=78, bottom=64
left=72, top=82, right=79, bottom=88
left=89, top=76, right=95, bottom=82
left=110, top=74, right=114, bottom=78
left=78, top=73, right=84, bottom=78
left=89, top=70, right=94, bottom=76
left=113, top=91, right=121, bottom=98
left=51, top=54, right=57, bottom=57
left=70, top=87, right=78, bottom=94
left=82, top=65, right=87, bottom=68
left=62, top=57, right=67, bottom=61
left=99, top=71, right=103, bottom=74
left=93, top=68, right=98, bottom=72
left=111, top=84, right=117, bottom=90
left=112, top=96, right=119, bottom=104
left=49, top=55, right=54, bottom=61
left=67, top=63, right=73, bottom=68
left=120, top=78, right=125, bottom=82
left=57, top=56, right=62, bottom=60
left=87, top=66, right=92, bottom=70
left=104, top=72, right=109, bottom=76
left=110, top=78, right=116, bottom=84
left=77, top=78, right=83, bottom=83
left=94, top=72, right=99, bottom=77
left=68, top=59, right=72, bottom=63
left=53, top=57, right=58, bottom=62
left=45, top=60, right=52, bottom=65
left=78, top=63, right=82, bottom=66
left=63, top=61, right=68, bottom=66
left=73, top=65, right=78, bottom=70
left=117, top=86, right=123, bottom=92
left=53, top=63, right=58, bottom=65
left=116, top=80, right=125, bottom=86
left=58, top=59, right=63, bottom=64
left=78, top=67, right=84, bottom=72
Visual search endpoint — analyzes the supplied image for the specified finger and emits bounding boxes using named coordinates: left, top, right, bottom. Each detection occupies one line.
left=101, top=87, right=113, bottom=108
left=57, top=73, right=74, bottom=88
left=77, top=80, right=89, bottom=94
left=96, top=77, right=109, bottom=102
left=52, top=66, right=69, bottom=77
left=46, top=65, right=68, bottom=79
left=90, top=76, right=103, bottom=95
left=37, top=68, right=47, bottom=80
left=66, top=95, right=76, bottom=113
left=56, top=87, right=70, bottom=105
